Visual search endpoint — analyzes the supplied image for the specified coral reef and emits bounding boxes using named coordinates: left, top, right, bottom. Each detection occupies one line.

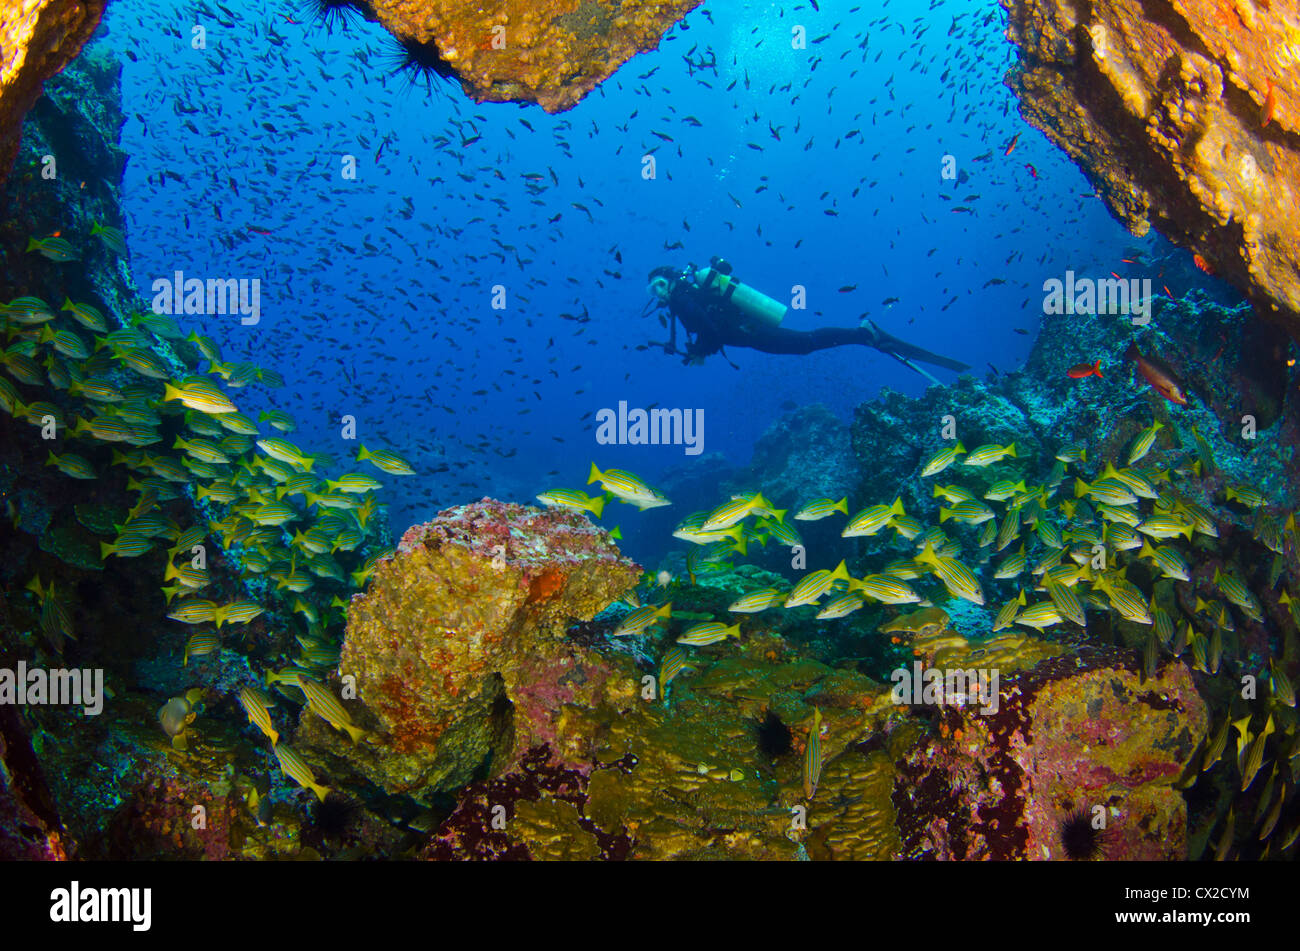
left=850, top=295, right=1300, bottom=519
left=894, top=643, right=1208, bottom=860
left=423, top=631, right=902, bottom=860
left=317, top=499, right=640, bottom=799
left=1002, top=0, right=1300, bottom=341
left=367, top=0, right=702, bottom=112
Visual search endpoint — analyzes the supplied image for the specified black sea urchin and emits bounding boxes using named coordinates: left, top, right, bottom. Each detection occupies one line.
left=1059, top=806, right=1108, bottom=860
left=387, top=34, right=457, bottom=91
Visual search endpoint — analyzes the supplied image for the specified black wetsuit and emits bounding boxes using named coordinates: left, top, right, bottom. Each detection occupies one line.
left=664, top=279, right=970, bottom=372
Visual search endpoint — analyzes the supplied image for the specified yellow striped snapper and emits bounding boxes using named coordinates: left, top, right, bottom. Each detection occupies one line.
left=536, top=488, right=608, bottom=518
left=1213, top=569, right=1263, bottom=622
left=1171, top=499, right=1218, bottom=537
left=215, top=600, right=264, bottom=627
left=758, top=516, right=802, bottom=547
left=1008, top=484, right=1045, bottom=511
left=848, top=574, right=921, bottom=604
left=100, top=534, right=152, bottom=559
left=728, top=589, right=786, bottom=613
left=842, top=497, right=905, bottom=537
left=1044, top=579, right=1086, bottom=626
left=1136, top=515, right=1193, bottom=541
left=672, top=512, right=745, bottom=546
left=613, top=602, right=673, bottom=636
left=45, top=450, right=96, bottom=479
left=1138, top=540, right=1190, bottom=581
left=984, top=479, right=1026, bottom=502
left=1098, top=503, right=1142, bottom=528
left=258, top=437, right=315, bottom=472
left=659, top=646, right=695, bottom=698
left=1035, top=519, right=1065, bottom=549
left=184, top=630, right=221, bottom=665
left=817, top=591, right=866, bottom=619
left=993, top=545, right=1027, bottom=579
left=939, top=500, right=995, bottom=525
left=1100, top=463, right=1157, bottom=499
left=233, top=686, right=278, bottom=747
left=883, top=558, right=925, bottom=580
left=1074, top=477, right=1137, bottom=506
left=2, top=295, right=54, bottom=323
left=1239, top=716, right=1274, bottom=791
left=1043, top=562, right=1091, bottom=587
left=38, top=325, right=90, bottom=360
left=297, top=677, right=368, bottom=744
left=891, top=514, right=924, bottom=541
left=1094, top=573, right=1153, bottom=624
left=305, top=490, right=360, bottom=511
left=784, top=560, right=851, bottom=607
left=259, top=409, right=295, bottom=432
left=916, top=545, right=984, bottom=605
left=273, top=743, right=331, bottom=801
left=701, top=492, right=778, bottom=531
left=587, top=462, right=669, bottom=510
left=1270, top=661, right=1295, bottom=708
left=677, top=621, right=742, bottom=646
left=961, top=442, right=1016, bottom=467
left=993, top=591, right=1026, bottom=631
left=59, top=297, right=107, bottom=332
left=794, top=497, right=848, bottom=520
left=995, top=508, right=1020, bottom=551
left=164, top=561, right=209, bottom=589
left=325, top=472, right=383, bottom=494
left=1194, top=597, right=1235, bottom=633
left=1280, top=591, right=1300, bottom=628
left=1253, top=512, right=1284, bottom=554
left=932, top=483, right=976, bottom=503
left=1015, top=601, right=1064, bottom=630
left=920, top=442, right=965, bottom=476
left=1127, top=420, right=1163, bottom=464
left=173, top=436, right=230, bottom=464
left=353, top=444, right=414, bottom=475
left=163, top=377, right=237, bottom=414
left=803, top=707, right=824, bottom=800
left=1224, top=484, right=1266, bottom=509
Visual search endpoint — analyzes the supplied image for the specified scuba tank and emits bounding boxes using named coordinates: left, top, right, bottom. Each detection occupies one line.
left=692, top=261, right=786, bottom=328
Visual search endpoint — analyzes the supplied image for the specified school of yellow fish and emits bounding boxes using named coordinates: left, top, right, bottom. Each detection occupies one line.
left=543, top=415, right=1299, bottom=827
left=4, top=238, right=408, bottom=797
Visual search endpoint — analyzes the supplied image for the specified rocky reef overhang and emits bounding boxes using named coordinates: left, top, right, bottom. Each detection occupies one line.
left=1002, top=0, right=1300, bottom=342
left=0, top=0, right=106, bottom=183
left=366, top=0, right=703, bottom=113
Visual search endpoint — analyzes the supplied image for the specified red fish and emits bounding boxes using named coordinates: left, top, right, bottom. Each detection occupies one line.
left=1024, top=163, right=1038, bottom=178
left=1068, top=359, right=1102, bottom=379
left=1004, top=132, right=1021, bottom=156
left=1125, top=343, right=1188, bottom=406
left=1193, top=253, right=1214, bottom=274
left=1262, top=79, right=1277, bottom=128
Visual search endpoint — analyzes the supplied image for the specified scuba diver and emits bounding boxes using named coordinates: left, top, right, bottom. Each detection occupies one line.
left=643, top=257, right=970, bottom=383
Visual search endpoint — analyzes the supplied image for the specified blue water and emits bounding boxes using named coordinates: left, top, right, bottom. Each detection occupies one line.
left=101, top=0, right=1140, bottom=540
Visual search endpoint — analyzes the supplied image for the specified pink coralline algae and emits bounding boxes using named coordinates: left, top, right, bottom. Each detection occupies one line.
left=893, top=645, right=1207, bottom=860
